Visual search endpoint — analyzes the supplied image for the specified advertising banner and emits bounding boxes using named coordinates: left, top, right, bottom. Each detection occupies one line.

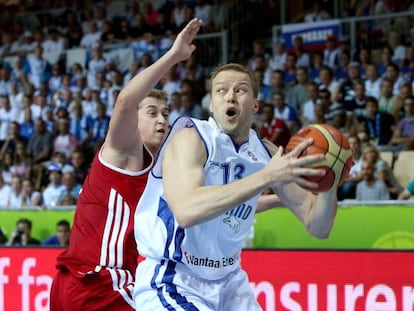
left=1, top=248, right=413, bottom=311
left=2, top=206, right=414, bottom=250
left=282, top=20, right=341, bottom=51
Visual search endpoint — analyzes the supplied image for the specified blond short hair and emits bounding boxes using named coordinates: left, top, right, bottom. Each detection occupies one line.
left=138, top=89, right=168, bottom=109
left=362, top=144, right=380, bottom=161
left=210, top=63, right=259, bottom=98
left=147, top=89, right=168, bottom=102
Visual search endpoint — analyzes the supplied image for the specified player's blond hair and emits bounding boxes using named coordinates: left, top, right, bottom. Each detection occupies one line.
left=147, top=89, right=168, bottom=101
left=210, top=63, right=259, bottom=98
left=137, top=89, right=168, bottom=109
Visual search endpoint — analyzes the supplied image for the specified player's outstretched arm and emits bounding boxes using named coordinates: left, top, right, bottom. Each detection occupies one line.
left=264, top=141, right=338, bottom=239
left=102, top=18, right=202, bottom=168
left=163, top=128, right=326, bottom=228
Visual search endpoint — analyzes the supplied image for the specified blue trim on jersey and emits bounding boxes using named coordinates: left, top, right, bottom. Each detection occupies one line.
left=151, top=259, right=164, bottom=289
left=152, top=260, right=176, bottom=309
left=153, top=116, right=187, bottom=169
left=230, top=135, right=249, bottom=153
left=163, top=261, right=199, bottom=311
left=205, top=117, right=249, bottom=153
left=157, top=197, right=186, bottom=263
left=152, top=260, right=199, bottom=310
left=173, top=227, right=185, bottom=262
left=158, top=197, right=175, bottom=259
left=151, top=116, right=197, bottom=179
left=154, top=260, right=177, bottom=311
left=189, top=120, right=209, bottom=167
left=255, top=132, right=273, bottom=158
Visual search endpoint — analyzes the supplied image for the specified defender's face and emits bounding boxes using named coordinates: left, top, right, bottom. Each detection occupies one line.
left=210, top=70, right=258, bottom=144
left=138, top=97, right=169, bottom=151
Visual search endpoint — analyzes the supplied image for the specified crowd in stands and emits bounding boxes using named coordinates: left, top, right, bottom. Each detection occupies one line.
left=0, top=217, right=70, bottom=246
left=0, top=0, right=413, bottom=219
left=0, top=0, right=414, bottom=248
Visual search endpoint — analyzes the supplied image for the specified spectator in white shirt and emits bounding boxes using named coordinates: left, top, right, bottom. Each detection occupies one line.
left=86, top=45, right=108, bottom=89
left=269, top=40, right=287, bottom=71
left=301, top=81, right=320, bottom=124
left=53, top=118, right=79, bottom=158
left=21, top=178, right=42, bottom=207
left=304, top=1, right=331, bottom=23
left=356, top=159, right=390, bottom=201
left=293, top=35, right=311, bottom=68
left=41, top=162, right=65, bottom=209
left=7, top=175, right=23, bottom=209
left=318, top=65, right=340, bottom=101
left=323, top=35, right=341, bottom=70
left=26, top=45, right=51, bottom=90
left=18, top=31, right=38, bottom=56
left=0, top=95, right=19, bottom=142
left=8, top=82, right=24, bottom=110
left=0, top=32, right=16, bottom=58
left=0, top=67, right=14, bottom=97
left=0, top=174, right=12, bottom=208
left=388, top=30, right=407, bottom=68
left=43, top=28, right=66, bottom=54
left=364, top=63, right=382, bottom=99
left=48, top=63, right=64, bottom=93
left=80, top=20, right=102, bottom=50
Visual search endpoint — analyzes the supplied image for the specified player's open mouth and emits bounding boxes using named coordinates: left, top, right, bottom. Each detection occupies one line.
left=226, top=107, right=237, bottom=117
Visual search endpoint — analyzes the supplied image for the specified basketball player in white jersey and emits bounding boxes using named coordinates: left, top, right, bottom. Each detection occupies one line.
left=133, top=68, right=339, bottom=308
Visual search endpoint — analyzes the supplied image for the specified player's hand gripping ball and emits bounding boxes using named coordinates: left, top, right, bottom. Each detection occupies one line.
left=285, top=124, right=353, bottom=192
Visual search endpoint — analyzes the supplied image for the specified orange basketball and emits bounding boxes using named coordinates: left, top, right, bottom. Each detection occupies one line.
left=285, top=124, right=353, bottom=192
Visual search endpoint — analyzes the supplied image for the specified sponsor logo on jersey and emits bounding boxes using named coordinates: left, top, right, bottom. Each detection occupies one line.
left=184, top=251, right=236, bottom=268
left=223, top=215, right=241, bottom=233
left=247, top=150, right=258, bottom=161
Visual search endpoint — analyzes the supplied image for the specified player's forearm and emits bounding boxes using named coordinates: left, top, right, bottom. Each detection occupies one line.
left=168, top=170, right=274, bottom=228
left=117, top=50, right=180, bottom=108
left=256, top=194, right=282, bottom=213
left=273, top=183, right=337, bottom=239
left=305, top=190, right=337, bottom=239
left=117, top=19, right=200, bottom=107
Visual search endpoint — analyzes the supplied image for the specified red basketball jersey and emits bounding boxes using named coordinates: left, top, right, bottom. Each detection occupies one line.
left=56, top=146, right=152, bottom=283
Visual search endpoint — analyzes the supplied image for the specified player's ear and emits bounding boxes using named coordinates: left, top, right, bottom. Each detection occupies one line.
left=252, top=99, right=260, bottom=113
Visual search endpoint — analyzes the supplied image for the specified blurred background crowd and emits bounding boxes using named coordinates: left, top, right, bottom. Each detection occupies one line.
left=1, top=0, right=414, bottom=245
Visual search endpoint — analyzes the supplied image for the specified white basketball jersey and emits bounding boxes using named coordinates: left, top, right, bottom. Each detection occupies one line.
left=135, top=117, right=271, bottom=280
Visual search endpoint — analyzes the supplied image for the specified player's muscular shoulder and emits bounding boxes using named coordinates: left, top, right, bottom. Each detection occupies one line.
left=171, top=127, right=202, bottom=149
left=168, top=127, right=206, bottom=165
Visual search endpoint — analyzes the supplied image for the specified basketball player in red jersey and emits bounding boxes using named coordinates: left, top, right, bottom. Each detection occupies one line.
left=49, top=18, right=203, bottom=310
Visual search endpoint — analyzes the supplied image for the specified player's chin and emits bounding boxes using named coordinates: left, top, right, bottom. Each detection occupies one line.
left=224, top=114, right=239, bottom=124
left=154, top=132, right=167, bottom=143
